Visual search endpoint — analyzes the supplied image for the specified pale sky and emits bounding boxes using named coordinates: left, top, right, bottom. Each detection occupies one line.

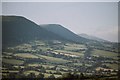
left=2, top=2, right=118, bottom=42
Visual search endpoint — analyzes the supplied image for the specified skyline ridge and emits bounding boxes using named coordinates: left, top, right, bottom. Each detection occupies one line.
left=2, top=15, right=118, bottom=43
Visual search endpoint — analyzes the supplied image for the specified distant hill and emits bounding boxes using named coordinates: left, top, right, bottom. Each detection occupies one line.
left=2, top=16, right=118, bottom=53
left=2, top=16, right=101, bottom=48
left=41, top=24, right=90, bottom=43
left=78, top=33, right=109, bottom=42
left=2, top=16, right=66, bottom=47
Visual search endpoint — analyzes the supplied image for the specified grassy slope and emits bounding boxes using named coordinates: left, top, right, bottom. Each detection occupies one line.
left=2, top=58, right=24, bottom=65
left=91, top=49, right=118, bottom=59
left=14, top=53, right=39, bottom=58
left=36, top=54, right=70, bottom=63
left=55, top=50, right=84, bottom=57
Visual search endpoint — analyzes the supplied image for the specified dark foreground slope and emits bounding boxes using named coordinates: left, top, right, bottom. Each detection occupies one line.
left=2, top=16, right=66, bottom=47
left=41, top=24, right=90, bottom=43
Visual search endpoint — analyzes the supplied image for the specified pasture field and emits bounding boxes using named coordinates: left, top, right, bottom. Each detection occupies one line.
left=3, top=52, right=13, bottom=55
left=43, top=73, right=51, bottom=78
left=91, top=49, right=118, bottom=59
left=73, top=63, right=82, bottom=66
left=54, top=74, right=62, bottom=78
left=46, top=70, right=57, bottom=73
left=44, top=73, right=62, bottom=78
left=64, top=45, right=83, bottom=51
left=65, top=43, right=86, bottom=48
left=42, top=64, right=55, bottom=69
left=46, top=70, right=68, bottom=74
left=23, top=70, right=40, bottom=76
left=55, top=50, right=84, bottom=57
left=37, top=47, right=52, bottom=52
left=34, top=40, right=46, bottom=45
left=2, top=58, right=24, bottom=65
left=73, top=63, right=92, bottom=67
left=27, top=63, right=41, bottom=67
left=36, top=54, right=70, bottom=63
left=103, top=63, right=118, bottom=70
left=27, top=63, right=55, bottom=69
left=14, top=53, right=39, bottom=59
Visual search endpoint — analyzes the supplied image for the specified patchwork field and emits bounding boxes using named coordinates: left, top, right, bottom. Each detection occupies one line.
left=2, top=40, right=118, bottom=79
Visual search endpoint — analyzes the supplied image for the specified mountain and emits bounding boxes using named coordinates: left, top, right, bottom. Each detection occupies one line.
left=41, top=24, right=90, bottom=43
left=78, top=33, right=108, bottom=42
left=2, top=16, right=66, bottom=47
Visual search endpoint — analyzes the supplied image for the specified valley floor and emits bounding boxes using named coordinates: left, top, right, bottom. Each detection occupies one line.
left=1, top=40, right=119, bottom=79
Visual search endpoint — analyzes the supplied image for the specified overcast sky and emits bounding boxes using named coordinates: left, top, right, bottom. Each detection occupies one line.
left=2, top=2, right=118, bottom=42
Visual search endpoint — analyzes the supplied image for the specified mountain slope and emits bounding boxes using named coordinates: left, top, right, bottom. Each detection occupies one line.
left=78, top=33, right=109, bottom=42
left=2, top=16, right=66, bottom=47
left=41, top=24, right=90, bottom=43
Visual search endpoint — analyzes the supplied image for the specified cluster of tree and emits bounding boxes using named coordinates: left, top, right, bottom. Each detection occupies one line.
left=2, top=71, right=119, bottom=80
